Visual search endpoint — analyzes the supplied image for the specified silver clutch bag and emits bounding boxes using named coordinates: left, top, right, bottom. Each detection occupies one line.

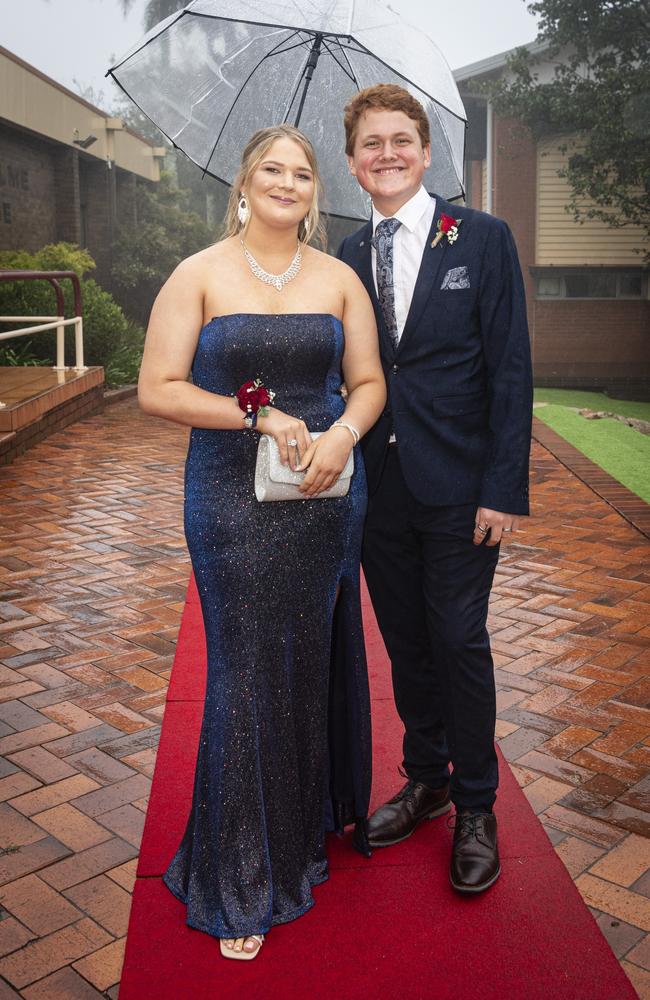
left=255, top=432, right=354, bottom=502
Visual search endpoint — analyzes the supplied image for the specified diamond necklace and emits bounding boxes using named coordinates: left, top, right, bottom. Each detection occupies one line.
left=240, top=239, right=302, bottom=291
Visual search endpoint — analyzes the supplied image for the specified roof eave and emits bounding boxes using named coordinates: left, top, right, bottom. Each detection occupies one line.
left=453, top=38, right=550, bottom=83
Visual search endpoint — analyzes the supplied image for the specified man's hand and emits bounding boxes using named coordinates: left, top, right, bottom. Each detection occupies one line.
left=473, top=507, right=519, bottom=547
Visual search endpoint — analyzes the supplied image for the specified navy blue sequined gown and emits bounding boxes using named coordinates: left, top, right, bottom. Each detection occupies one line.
left=163, top=313, right=371, bottom=940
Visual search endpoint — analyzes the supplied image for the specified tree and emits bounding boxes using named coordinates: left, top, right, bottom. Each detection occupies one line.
left=71, top=31, right=220, bottom=326
left=487, top=0, right=650, bottom=257
left=111, top=172, right=214, bottom=326
left=119, top=0, right=184, bottom=30
left=112, top=1, right=229, bottom=224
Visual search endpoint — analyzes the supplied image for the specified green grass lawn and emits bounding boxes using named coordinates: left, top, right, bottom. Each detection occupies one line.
left=533, top=389, right=650, bottom=503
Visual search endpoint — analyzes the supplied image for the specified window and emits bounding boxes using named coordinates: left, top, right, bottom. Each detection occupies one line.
left=619, top=272, right=643, bottom=297
left=535, top=269, right=647, bottom=300
left=565, top=273, right=617, bottom=298
left=537, top=275, right=561, bottom=297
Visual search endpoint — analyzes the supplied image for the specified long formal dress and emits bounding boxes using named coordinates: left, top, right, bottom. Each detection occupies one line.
left=163, top=313, right=372, bottom=939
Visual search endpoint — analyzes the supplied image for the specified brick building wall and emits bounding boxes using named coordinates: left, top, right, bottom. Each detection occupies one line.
left=464, top=116, right=537, bottom=330
left=532, top=299, right=650, bottom=396
left=0, top=123, right=57, bottom=250
left=0, top=120, right=149, bottom=287
left=492, top=116, right=537, bottom=332
left=53, top=146, right=81, bottom=244
left=81, top=160, right=114, bottom=282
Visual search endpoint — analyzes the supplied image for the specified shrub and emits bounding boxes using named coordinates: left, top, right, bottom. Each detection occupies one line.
left=103, top=321, right=145, bottom=388
left=78, top=278, right=131, bottom=368
left=0, top=342, right=49, bottom=366
left=0, top=243, right=143, bottom=374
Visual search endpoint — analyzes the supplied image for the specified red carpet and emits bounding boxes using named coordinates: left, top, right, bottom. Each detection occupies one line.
left=121, top=576, right=635, bottom=1000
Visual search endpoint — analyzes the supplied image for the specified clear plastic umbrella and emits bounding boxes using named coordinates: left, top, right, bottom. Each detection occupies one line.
left=108, top=0, right=467, bottom=220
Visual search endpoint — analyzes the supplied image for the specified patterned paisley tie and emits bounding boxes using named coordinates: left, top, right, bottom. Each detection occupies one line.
left=371, top=217, right=402, bottom=349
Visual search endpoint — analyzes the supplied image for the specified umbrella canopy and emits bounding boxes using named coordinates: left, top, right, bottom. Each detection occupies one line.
left=108, top=0, right=467, bottom=220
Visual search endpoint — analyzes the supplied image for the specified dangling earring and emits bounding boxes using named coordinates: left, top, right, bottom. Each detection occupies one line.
left=237, top=195, right=249, bottom=227
left=302, top=215, right=311, bottom=240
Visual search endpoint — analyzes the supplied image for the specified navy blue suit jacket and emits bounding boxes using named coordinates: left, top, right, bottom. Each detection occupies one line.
left=338, top=196, right=533, bottom=516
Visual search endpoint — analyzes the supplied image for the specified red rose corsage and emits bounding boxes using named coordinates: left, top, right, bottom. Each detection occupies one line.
left=236, top=378, right=275, bottom=429
left=431, top=213, right=463, bottom=248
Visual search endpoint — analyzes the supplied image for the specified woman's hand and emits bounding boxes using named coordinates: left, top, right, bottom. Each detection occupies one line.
left=255, top=408, right=312, bottom=469
left=297, top=426, right=353, bottom=497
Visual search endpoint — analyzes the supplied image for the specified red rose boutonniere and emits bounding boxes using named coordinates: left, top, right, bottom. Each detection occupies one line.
left=236, top=378, right=275, bottom=417
left=431, top=214, right=463, bottom=249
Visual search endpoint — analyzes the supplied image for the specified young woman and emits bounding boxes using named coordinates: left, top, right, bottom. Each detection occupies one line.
left=138, top=124, right=385, bottom=960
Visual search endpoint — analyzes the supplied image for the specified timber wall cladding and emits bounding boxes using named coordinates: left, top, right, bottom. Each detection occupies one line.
left=0, top=125, right=57, bottom=251
left=536, top=137, right=648, bottom=266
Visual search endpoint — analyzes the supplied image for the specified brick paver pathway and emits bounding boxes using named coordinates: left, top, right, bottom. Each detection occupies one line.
left=0, top=399, right=648, bottom=999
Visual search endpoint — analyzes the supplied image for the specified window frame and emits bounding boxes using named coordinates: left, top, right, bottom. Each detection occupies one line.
left=531, top=267, right=648, bottom=301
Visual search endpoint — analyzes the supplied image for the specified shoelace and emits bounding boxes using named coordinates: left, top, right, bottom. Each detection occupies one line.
left=392, top=767, right=421, bottom=806
left=393, top=779, right=419, bottom=804
left=392, top=768, right=443, bottom=809
left=447, top=812, right=486, bottom=839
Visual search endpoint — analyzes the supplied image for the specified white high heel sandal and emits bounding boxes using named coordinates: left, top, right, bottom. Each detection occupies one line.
left=220, top=934, right=264, bottom=961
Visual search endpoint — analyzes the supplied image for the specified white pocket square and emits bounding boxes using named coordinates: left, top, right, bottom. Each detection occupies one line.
left=441, top=266, right=470, bottom=290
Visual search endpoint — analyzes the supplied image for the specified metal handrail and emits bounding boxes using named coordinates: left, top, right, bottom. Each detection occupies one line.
left=0, top=270, right=86, bottom=372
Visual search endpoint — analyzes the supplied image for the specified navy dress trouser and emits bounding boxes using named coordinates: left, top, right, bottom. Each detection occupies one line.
left=362, top=446, right=500, bottom=812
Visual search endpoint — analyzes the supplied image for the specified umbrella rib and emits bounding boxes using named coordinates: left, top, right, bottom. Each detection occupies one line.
left=201, top=30, right=305, bottom=178
left=108, top=73, right=182, bottom=155
left=333, top=40, right=467, bottom=124
left=428, top=101, right=465, bottom=195
left=321, top=37, right=359, bottom=86
left=264, top=33, right=318, bottom=59
left=109, top=7, right=466, bottom=214
left=107, top=65, right=369, bottom=220
left=108, top=8, right=187, bottom=73
left=185, top=10, right=340, bottom=38
left=111, top=12, right=464, bottom=122
left=190, top=29, right=313, bottom=110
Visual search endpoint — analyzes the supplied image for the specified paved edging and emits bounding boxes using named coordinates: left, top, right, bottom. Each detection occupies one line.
left=0, top=384, right=104, bottom=466
left=532, top=416, right=650, bottom=539
left=104, top=386, right=138, bottom=405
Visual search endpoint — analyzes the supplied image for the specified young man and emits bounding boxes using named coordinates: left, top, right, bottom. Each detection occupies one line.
left=338, top=84, right=532, bottom=893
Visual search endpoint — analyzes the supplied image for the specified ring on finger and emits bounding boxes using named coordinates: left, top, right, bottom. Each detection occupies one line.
left=502, top=527, right=512, bottom=533
left=287, top=438, right=298, bottom=447
left=476, top=524, right=488, bottom=534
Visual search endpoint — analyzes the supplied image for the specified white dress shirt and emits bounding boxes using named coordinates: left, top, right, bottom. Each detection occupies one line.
left=371, top=186, right=436, bottom=341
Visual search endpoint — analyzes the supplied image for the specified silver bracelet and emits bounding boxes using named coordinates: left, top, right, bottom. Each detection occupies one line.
left=331, top=420, right=360, bottom=446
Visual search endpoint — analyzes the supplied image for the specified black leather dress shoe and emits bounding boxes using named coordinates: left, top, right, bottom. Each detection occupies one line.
left=367, top=780, right=451, bottom=847
left=449, top=810, right=500, bottom=893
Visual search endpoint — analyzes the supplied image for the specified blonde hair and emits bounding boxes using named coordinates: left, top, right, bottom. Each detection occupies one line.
left=223, top=125, right=326, bottom=249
